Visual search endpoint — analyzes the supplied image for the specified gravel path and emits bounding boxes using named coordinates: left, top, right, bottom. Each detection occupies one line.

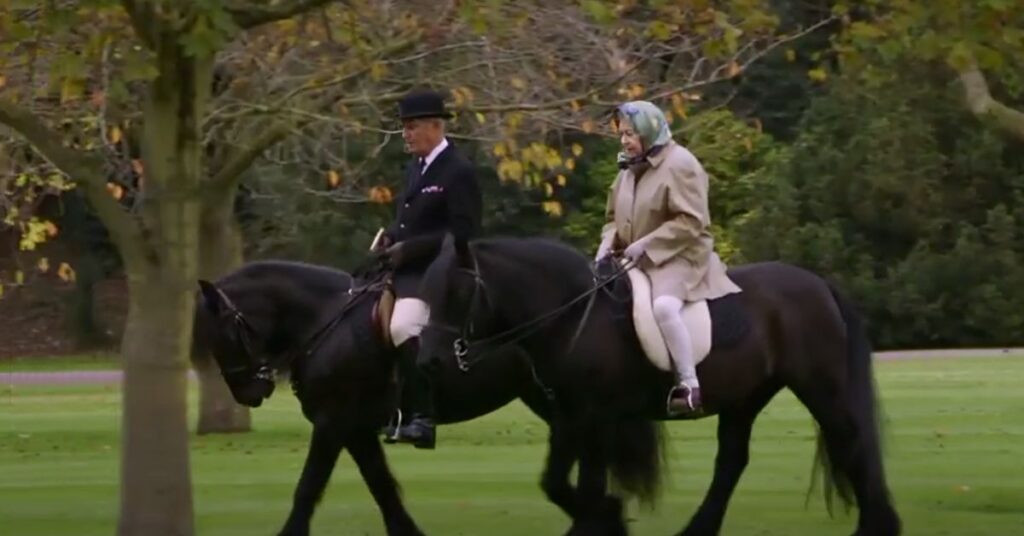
left=3, top=348, right=1022, bottom=386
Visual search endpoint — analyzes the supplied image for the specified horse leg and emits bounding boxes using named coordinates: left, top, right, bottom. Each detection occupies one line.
left=278, top=421, right=345, bottom=536
left=566, top=422, right=627, bottom=536
left=541, top=420, right=579, bottom=520
left=795, top=387, right=900, bottom=536
left=346, top=430, right=425, bottom=536
left=677, top=386, right=777, bottom=536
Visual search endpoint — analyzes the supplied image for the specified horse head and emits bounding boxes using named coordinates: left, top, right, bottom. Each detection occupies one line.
left=195, top=279, right=276, bottom=407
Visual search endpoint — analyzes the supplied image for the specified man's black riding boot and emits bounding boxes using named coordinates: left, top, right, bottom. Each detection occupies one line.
left=392, top=340, right=436, bottom=449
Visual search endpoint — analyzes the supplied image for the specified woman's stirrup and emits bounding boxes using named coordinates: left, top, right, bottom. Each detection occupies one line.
left=666, top=384, right=703, bottom=417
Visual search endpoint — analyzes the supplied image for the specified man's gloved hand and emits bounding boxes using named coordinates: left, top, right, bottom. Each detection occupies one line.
left=377, top=242, right=404, bottom=269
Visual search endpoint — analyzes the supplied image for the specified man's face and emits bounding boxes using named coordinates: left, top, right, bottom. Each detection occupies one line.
left=402, top=118, right=442, bottom=157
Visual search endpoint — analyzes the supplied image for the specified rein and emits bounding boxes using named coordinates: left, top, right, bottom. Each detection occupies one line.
left=427, top=253, right=636, bottom=373
left=220, top=271, right=390, bottom=387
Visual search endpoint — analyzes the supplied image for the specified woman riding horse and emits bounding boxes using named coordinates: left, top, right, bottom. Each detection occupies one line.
left=597, top=100, right=741, bottom=416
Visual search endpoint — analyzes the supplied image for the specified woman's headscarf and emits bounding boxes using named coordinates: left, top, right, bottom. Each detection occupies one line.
left=614, top=100, right=673, bottom=170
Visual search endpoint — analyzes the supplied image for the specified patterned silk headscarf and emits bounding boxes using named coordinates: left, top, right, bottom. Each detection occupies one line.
left=614, top=100, right=673, bottom=170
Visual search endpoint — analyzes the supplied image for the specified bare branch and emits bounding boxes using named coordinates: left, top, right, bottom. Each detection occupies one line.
left=227, top=0, right=343, bottom=30
left=120, top=0, right=158, bottom=49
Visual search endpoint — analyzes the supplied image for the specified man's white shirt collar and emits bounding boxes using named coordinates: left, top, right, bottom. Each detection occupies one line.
left=421, top=137, right=448, bottom=173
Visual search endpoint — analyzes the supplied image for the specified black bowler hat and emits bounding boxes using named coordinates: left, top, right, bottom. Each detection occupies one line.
left=398, top=89, right=453, bottom=120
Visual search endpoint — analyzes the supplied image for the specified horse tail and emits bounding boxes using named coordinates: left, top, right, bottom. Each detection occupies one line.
left=806, top=281, right=888, bottom=516
left=608, top=415, right=667, bottom=509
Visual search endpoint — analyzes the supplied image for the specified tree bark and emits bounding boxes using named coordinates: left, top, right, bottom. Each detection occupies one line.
left=194, top=191, right=250, bottom=434
left=117, top=267, right=196, bottom=536
left=117, top=23, right=209, bottom=536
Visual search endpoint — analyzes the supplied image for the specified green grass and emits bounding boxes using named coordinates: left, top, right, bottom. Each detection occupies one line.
left=0, top=352, right=119, bottom=372
left=2, top=357, right=1023, bottom=535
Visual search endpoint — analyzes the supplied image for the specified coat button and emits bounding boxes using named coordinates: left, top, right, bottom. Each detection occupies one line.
left=400, top=224, right=405, bottom=229
left=404, top=203, right=410, bottom=208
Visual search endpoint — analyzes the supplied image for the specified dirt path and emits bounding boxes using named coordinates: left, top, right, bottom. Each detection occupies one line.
left=3, top=348, right=1022, bottom=386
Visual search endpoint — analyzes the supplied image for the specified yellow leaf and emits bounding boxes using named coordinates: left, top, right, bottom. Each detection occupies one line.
left=807, top=68, right=828, bottom=82
left=541, top=200, right=563, bottom=217
left=131, top=159, right=145, bottom=176
left=106, top=182, right=124, bottom=200
left=581, top=120, right=596, bottom=134
left=493, top=142, right=507, bottom=157
left=556, top=174, right=567, bottom=186
left=497, top=159, right=524, bottom=182
left=0, top=75, right=6, bottom=89
left=451, top=87, right=465, bottom=106
left=44, top=222, right=58, bottom=237
left=727, top=61, right=742, bottom=78
left=743, top=138, right=753, bottom=152
left=475, top=112, right=486, bottom=124
left=570, top=100, right=581, bottom=112
left=510, top=77, right=526, bottom=90
left=38, top=257, right=49, bottom=273
left=544, top=183, right=554, bottom=196
left=327, top=169, right=341, bottom=188
left=565, top=158, right=576, bottom=171
left=571, top=143, right=583, bottom=157
left=15, top=271, right=24, bottom=285
left=0, top=283, right=4, bottom=297
left=57, top=262, right=76, bottom=283
left=109, top=126, right=123, bottom=144
left=785, top=49, right=796, bottom=62
left=368, top=186, right=393, bottom=204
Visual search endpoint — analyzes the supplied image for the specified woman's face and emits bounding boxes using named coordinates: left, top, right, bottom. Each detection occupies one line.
left=618, top=117, right=643, bottom=158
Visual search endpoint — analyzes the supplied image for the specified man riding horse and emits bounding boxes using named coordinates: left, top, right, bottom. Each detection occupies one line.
left=372, top=88, right=482, bottom=449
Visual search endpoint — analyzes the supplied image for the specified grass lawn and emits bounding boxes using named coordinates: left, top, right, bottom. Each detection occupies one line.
left=0, top=352, right=119, bottom=372
left=2, top=357, right=1023, bottom=535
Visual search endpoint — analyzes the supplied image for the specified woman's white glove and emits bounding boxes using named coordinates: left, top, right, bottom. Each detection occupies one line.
left=623, top=239, right=647, bottom=262
left=595, top=236, right=614, bottom=261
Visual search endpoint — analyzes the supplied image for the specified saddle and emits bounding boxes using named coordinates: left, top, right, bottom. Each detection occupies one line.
left=370, top=281, right=397, bottom=348
left=595, top=257, right=751, bottom=372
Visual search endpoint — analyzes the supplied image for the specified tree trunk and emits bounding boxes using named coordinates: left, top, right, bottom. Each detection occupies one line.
left=118, top=27, right=208, bottom=536
left=118, top=267, right=196, bottom=536
left=194, top=193, right=250, bottom=434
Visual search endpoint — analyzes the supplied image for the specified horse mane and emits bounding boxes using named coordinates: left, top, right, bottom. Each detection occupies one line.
left=423, top=235, right=593, bottom=305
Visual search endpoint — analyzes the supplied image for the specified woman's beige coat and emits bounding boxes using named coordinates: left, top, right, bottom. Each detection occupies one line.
left=600, top=141, right=741, bottom=302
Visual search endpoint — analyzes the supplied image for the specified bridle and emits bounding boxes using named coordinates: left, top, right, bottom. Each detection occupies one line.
left=211, top=271, right=390, bottom=389
left=425, top=250, right=636, bottom=373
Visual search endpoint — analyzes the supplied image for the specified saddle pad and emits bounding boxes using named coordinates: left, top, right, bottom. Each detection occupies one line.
left=623, top=261, right=712, bottom=372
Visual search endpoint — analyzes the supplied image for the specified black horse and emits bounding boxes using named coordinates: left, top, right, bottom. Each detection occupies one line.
left=415, top=235, right=902, bottom=536
left=192, top=260, right=561, bottom=536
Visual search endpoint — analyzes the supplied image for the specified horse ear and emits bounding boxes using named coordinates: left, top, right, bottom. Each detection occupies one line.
left=197, top=280, right=223, bottom=315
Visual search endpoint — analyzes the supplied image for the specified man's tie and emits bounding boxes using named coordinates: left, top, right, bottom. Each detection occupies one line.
left=411, top=157, right=426, bottom=187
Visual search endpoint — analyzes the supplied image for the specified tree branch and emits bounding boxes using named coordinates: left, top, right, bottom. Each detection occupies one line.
left=956, top=55, right=1024, bottom=143
left=120, top=0, right=158, bottom=49
left=227, top=0, right=342, bottom=30
left=0, top=99, right=143, bottom=259
left=207, top=122, right=293, bottom=197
